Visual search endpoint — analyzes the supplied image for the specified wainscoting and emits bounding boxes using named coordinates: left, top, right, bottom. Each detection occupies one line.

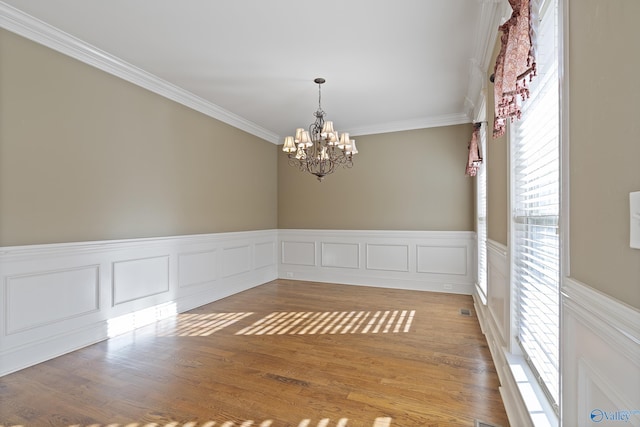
left=1, top=228, right=474, bottom=376
left=0, top=230, right=278, bottom=376
left=278, top=229, right=476, bottom=294
left=474, top=239, right=534, bottom=426
left=561, top=277, right=640, bottom=426
left=475, top=239, right=640, bottom=427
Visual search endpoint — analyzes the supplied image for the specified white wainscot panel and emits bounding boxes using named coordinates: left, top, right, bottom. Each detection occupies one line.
left=416, top=245, right=467, bottom=275
left=222, top=245, right=251, bottom=278
left=6, top=266, right=100, bottom=334
left=278, top=230, right=475, bottom=294
left=281, top=241, right=316, bottom=266
left=577, top=358, right=640, bottom=426
left=112, top=256, right=170, bottom=305
left=321, top=243, right=359, bottom=269
left=563, top=278, right=640, bottom=427
left=487, top=240, right=509, bottom=345
left=178, top=250, right=217, bottom=288
left=255, top=241, right=275, bottom=270
left=366, top=244, right=409, bottom=272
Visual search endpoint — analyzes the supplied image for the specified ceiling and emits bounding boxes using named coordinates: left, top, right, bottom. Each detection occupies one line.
left=1, top=0, right=502, bottom=143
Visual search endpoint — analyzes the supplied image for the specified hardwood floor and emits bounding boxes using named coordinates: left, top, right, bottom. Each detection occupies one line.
left=0, top=280, right=509, bottom=427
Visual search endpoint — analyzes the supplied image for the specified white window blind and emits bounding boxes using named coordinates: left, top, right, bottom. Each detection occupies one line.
left=511, top=0, right=560, bottom=411
left=477, top=124, right=488, bottom=299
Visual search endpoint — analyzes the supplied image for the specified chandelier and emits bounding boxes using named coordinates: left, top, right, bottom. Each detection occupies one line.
left=282, top=78, right=358, bottom=181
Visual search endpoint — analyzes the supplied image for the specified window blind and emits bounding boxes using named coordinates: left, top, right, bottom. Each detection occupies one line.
left=477, top=124, right=488, bottom=299
left=511, top=0, right=560, bottom=411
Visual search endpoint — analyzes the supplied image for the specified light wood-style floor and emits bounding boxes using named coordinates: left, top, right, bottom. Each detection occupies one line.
left=0, top=280, right=509, bottom=427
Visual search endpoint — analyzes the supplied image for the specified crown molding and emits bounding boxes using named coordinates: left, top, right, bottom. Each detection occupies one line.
left=347, top=113, right=471, bottom=137
left=0, top=2, right=280, bottom=144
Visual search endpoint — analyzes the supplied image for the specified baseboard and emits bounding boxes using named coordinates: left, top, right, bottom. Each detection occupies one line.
left=0, top=230, right=278, bottom=376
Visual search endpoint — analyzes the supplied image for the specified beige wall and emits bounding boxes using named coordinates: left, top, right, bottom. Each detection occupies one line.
left=0, top=30, right=278, bottom=247
left=568, top=0, right=640, bottom=308
left=278, top=125, right=475, bottom=231
left=486, top=38, right=509, bottom=246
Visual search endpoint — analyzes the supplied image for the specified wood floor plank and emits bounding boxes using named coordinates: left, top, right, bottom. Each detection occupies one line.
left=0, top=280, right=508, bottom=427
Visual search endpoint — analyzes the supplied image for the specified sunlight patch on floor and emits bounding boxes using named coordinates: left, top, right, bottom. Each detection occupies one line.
left=156, top=312, right=254, bottom=336
left=236, top=310, right=415, bottom=335
left=107, top=302, right=177, bottom=338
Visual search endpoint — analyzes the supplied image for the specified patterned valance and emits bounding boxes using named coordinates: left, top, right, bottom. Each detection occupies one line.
left=493, top=0, right=537, bottom=138
left=465, top=124, right=483, bottom=177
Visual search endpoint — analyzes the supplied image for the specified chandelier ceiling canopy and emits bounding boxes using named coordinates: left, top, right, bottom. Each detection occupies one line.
left=282, top=78, right=358, bottom=182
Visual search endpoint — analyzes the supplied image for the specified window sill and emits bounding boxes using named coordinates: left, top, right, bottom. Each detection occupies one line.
left=505, top=352, right=559, bottom=427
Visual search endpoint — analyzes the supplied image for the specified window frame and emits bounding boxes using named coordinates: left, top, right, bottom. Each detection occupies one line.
left=507, top=0, right=562, bottom=417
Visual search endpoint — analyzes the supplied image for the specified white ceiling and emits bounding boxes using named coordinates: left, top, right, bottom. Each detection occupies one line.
left=1, top=0, right=502, bottom=143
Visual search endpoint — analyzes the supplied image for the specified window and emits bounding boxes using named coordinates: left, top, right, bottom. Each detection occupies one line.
left=510, top=0, right=560, bottom=412
left=477, top=122, right=488, bottom=301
